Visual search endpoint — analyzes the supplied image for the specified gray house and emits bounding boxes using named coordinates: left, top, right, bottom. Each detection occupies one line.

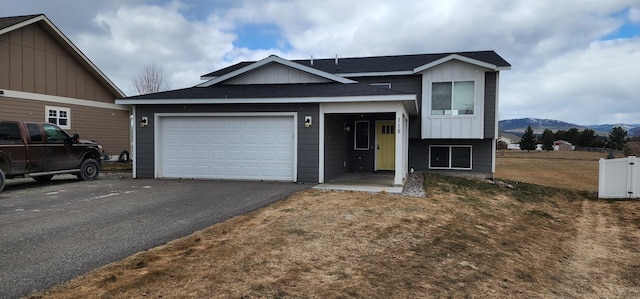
left=117, top=51, right=510, bottom=185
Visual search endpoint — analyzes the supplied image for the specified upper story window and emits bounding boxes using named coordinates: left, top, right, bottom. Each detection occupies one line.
left=431, top=81, right=474, bottom=115
left=46, top=106, right=71, bottom=130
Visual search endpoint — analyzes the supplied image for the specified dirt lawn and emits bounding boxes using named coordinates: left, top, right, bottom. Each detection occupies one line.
left=29, top=151, right=640, bottom=298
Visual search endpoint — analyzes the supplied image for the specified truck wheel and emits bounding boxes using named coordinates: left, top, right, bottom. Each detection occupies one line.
left=0, top=168, right=5, bottom=193
left=78, top=159, right=100, bottom=181
left=33, top=175, right=53, bottom=183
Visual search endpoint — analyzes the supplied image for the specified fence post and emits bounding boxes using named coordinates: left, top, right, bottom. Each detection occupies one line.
left=631, top=156, right=638, bottom=199
left=598, top=158, right=606, bottom=198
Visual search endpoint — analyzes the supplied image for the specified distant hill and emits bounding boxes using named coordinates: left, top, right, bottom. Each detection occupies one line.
left=499, top=118, right=640, bottom=137
left=499, top=118, right=584, bottom=135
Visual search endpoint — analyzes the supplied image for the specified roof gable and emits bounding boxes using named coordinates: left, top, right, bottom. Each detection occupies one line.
left=197, top=55, right=357, bottom=87
left=0, top=14, right=124, bottom=97
left=201, top=51, right=511, bottom=79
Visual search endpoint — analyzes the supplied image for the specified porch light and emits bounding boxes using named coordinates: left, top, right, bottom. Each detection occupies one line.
left=344, top=122, right=351, bottom=132
left=304, top=116, right=312, bottom=128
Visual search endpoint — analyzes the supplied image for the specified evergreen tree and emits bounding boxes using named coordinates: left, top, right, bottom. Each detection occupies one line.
left=520, top=125, right=537, bottom=151
left=577, top=128, right=597, bottom=147
left=540, top=129, right=555, bottom=151
left=609, top=126, right=629, bottom=150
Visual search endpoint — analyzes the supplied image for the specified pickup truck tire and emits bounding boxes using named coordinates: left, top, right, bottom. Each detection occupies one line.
left=0, top=168, right=5, bottom=192
left=33, top=175, right=53, bottom=183
left=78, top=159, right=100, bottom=181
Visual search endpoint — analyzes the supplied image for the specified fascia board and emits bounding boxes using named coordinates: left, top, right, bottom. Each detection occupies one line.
left=413, top=54, right=499, bottom=73
left=197, top=55, right=357, bottom=87
left=337, top=71, right=414, bottom=77
left=2, top=15, right=126, bottom=97
left=116, top=94, right=415, bottom=105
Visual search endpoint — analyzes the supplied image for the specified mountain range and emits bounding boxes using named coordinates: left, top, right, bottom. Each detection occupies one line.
left=499, top=118, right=640, bottom=137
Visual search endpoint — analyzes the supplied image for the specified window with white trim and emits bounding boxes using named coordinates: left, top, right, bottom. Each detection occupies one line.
left=431, top=81, right=474, bottom=115
left=354, top=121, right=369, bottom=150
left=45, top=106, right=71, bottom=130
left=429, top=145, right=472, bottom=169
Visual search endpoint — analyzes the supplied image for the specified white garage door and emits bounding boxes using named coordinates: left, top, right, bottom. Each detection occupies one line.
left=159, top=115, right=295, bottom=181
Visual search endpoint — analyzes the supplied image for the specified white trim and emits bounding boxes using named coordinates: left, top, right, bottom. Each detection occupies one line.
left=197, top=55, right=357, bottom=87
left=45, top=105, right=71, bottom=130
left=1, top=89, right=130, bottom=111
left=318, top=104, right=325, bottom=183
left=338, top=71, right=414, bottom=77
left=132, top=106, right=137, bottom=179
left=0, top=15, right=125, bottom=97
left=354, top=120, right=370, bottom=151
left=116, top=94, right=415, bottom=105
left=153, top=112, right=297, bottom=182
left=414, top=54, right=501, bottom=73
left=429, top=145, right=473, bottom=170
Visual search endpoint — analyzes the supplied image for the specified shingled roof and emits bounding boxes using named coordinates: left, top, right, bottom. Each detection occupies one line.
left=125, top=82, right=413, bottom=100
left=0, top=14, right=42, bottom=31
left=202, top=50, right=511, bottom=79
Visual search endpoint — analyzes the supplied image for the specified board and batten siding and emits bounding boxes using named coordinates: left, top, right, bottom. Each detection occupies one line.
left=134, top=103, right=320, bottom=182
left=483, top=72, right=498, bottom=139
left=224, top=63, right=332, bottom=85
left=408, top=138, right=494, bottom=177
left=323, top=114, right=350, bottom=181
left=0, top=22, right=115, bottom=103
left=420, top=60, right=486, bottom=139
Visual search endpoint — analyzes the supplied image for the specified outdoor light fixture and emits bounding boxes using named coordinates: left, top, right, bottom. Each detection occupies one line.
left=344, top=122, right=351, bottom=132
left=140, top=116, right=148, bottom=127
left=304, top=116, right=312, bottom=128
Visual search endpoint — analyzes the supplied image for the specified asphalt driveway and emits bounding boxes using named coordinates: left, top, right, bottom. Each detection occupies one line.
left=0, top=173, right=309, bottom=299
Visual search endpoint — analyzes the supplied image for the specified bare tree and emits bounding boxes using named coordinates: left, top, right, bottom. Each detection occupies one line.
left=130, top=63, right=170, bottom=95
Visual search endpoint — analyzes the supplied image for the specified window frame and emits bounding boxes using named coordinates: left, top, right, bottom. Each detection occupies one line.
left=45, top=105, right=71, bottom=130
left=429, top=145, right=472, bottom=170
left=430, top=80, right=475, bottom=116
left=354, top=120, right=370, bottom=150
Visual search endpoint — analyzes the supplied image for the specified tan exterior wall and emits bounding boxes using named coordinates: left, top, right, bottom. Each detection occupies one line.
left=0, top=97, right=130, bottom=155
left=0, top=22, right=114, bottom=103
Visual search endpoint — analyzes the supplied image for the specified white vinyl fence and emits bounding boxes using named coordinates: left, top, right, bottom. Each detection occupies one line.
left=598, top=156, right=639, bottom=199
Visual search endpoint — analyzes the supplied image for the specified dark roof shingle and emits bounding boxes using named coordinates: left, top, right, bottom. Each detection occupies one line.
left=202, top=50, right=510, bottom=78
left=0, top=14, right=42, bottom=31
left=126, top=83, right=412, bottom=100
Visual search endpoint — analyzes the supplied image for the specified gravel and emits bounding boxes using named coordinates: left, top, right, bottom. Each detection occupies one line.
left=401, top=172, right=426, bottom=197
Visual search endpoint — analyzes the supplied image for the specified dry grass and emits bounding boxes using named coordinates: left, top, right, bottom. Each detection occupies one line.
left=495, top=150, right=610, bottom=192
left=28, top=151, right=640, bottom=298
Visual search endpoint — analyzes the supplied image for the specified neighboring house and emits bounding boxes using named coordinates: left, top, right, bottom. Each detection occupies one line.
left=0, top=14, right=130, bottom=159
left=117, top=51, right=510, bottom=185
left=554, top=140, right=574, bottom=151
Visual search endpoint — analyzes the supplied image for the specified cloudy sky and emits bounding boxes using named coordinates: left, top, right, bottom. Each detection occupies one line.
left=3, top=0, right=640, bottom=125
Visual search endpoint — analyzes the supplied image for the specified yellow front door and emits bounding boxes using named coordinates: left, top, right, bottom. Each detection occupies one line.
left=376, top=121, right=395, bottom=170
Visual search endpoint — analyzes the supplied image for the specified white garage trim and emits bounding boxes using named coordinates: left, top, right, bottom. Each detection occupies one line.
left=154, top=112, right=297, bottom=181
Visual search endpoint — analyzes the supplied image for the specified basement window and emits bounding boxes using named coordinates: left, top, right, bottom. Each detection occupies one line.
left=429, top=145, right=472, bottom=169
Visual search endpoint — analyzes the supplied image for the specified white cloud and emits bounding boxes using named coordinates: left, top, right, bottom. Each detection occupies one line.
left=501, top=37, right=640, bottom=124
left=3, top=0, right=639, bottom=124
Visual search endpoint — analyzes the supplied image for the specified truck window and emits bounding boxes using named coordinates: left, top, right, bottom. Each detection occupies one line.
left=0, top=123, right=21, bottom=142
left=43, top=124, right=69, bottom=143
left=27, top=123, right=43, bottom=142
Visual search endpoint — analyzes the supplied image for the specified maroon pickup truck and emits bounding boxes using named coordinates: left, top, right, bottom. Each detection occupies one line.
left=0, top=120, right=104, bottom=192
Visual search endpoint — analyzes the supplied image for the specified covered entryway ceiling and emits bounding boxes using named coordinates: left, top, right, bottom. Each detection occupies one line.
left=156, top=114, right=296, bottom=181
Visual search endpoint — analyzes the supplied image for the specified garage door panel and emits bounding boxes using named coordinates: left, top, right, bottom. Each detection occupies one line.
left=160, top=115, right=295, bottom=181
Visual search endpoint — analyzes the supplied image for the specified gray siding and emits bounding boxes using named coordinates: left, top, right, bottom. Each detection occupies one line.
left=135, top=103, right=319, bottom=182
left=323, top=114, right=350, bottom=180
left=408, top=138, right=494, bottom=177
left=484, top=72, right=497, bottom=139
